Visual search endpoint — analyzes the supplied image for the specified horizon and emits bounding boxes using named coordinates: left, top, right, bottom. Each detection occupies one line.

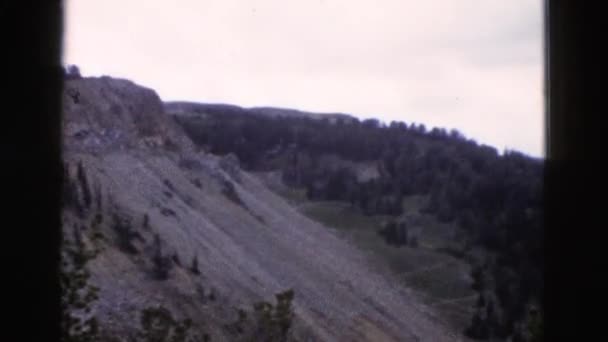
left=63, top=0, right=544, bottom=158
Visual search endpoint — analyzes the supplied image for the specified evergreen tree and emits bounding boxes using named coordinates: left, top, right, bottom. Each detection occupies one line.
left=61, top=225, right=103, bottom=342
left=190, top=255, right=200, bottom=275
left=76, top=161, right=92, bottom=210
left=152, top=234, right=172, bottom=280
left=136, top=306, right=206, bottom=342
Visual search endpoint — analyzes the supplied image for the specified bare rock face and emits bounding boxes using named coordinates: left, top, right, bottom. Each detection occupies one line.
left=62, top=76, right=194, bottom=154
left=61, top=76, right=460, bottom=342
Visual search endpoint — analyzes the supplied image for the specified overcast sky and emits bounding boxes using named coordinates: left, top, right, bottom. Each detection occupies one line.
left=63, top=0, right=544, bottom=158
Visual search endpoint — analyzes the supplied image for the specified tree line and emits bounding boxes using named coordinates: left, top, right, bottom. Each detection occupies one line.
left=172, top=105, right=543, bottom=341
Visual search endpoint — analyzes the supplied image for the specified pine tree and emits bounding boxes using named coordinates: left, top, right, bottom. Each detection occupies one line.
left=142, top=214, right=150, bottom=231
left=152, top=234, right=171, bottom=280
left=61, top=225, right=103, bottom=342
left=112, top=213, right=138, bottom=254
left=190, top=255, right=200, bottom=275
left=76, top=161, right=92, bottom=210
left=136, top=306, right=204, bottom=342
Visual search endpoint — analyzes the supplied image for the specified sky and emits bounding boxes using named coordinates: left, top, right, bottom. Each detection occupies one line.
left=63, top=0, right=544, bottom=158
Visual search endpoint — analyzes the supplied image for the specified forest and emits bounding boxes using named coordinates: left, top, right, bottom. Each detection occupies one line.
left=171, top=104, right=543, bottom=341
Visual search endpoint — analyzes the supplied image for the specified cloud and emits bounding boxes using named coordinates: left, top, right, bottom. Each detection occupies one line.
left=64, top=0, right=544, bottom=157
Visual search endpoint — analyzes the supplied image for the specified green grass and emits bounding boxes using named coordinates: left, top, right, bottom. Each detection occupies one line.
left=253, top=171, right=308, bottom=206
left=299, top=199, right=476, bottom=331
left=401, top=194, right=428, bottom=213
left=300, top=201, right=385, bottom=231
left=401, top=262, right=473, bottom=300
left=276, top=187, right=308, bottom=205
left=300, top=201, right=457, bottom=273
left=261, top=176, right=477, bottom=331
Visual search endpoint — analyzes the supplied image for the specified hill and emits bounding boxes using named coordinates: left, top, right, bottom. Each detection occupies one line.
left=165, top=101, right=359, bottom=124
left=168, top=98, right=544, bottom=341
left=61, top=75, right=462, bottom=341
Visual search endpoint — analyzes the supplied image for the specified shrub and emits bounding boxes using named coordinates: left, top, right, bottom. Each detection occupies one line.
left=224, top=289, right=295, bottom=341
left=192, top=179, right=203, bottom=189
left=61, top=225, right=103, bottom=342
left=251, top=289, right=295, bottom=341
left=171, top=253, right=181, bottom=267
left=160, top=207, right=176, bottom=217
left=76, top=161, right=92, bottom=210
left=528, top=310, right=543, bottom=342
left=152, top=234, right=172, bottom=280
left=464, top=309, right=489, bottom=340
left=136, top=306, right=207, bottom=342
left=112, top=213, right=139, bottom=254
left=65, top=64, right=82, bottom=79
left=94, top=182, right=102, bottom=211
left=378, top=220, right=408, bottom=247
left=190, top=255, right=200, bottom=275
left=143, top=214, right=150, bottom=231
left=409, top=235, right=419, bottom=248
left=221, top=180, right=245, bottom=207
left=62, top=163, right=78, bottom=211
left=208, top=287, right=217, bottom=302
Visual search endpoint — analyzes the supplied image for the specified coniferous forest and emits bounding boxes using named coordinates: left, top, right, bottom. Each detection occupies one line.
left=172, top=104, right=543, bottom=340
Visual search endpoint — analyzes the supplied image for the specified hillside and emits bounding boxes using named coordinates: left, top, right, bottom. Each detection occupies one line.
left=167, top=98, right=544, bottom=341
left=61, top=76, right=463, bottom=341
left=165, top=101, right=359, bottom=124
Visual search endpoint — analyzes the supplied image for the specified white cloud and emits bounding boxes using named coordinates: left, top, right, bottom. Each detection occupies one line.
left=64, top=0, right=544, bottom=157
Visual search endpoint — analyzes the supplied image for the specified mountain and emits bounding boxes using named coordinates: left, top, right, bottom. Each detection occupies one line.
left=167, top=96, right=544, bottom=341
left=165, top=101, right=359, bottom=124
left=61, top=75, right=464, bottom=341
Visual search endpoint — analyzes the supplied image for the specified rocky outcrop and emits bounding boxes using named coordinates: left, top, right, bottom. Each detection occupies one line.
left=62, top=76, right=460, bottom=341
left=62, top=76, right=194, bottom=154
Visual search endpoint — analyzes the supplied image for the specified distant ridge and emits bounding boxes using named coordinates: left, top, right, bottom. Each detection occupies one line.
left=164, top=101, right=359, bottom=124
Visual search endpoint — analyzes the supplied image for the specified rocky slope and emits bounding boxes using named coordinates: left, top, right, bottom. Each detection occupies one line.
left=62, top=76, right=463, bottom=341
